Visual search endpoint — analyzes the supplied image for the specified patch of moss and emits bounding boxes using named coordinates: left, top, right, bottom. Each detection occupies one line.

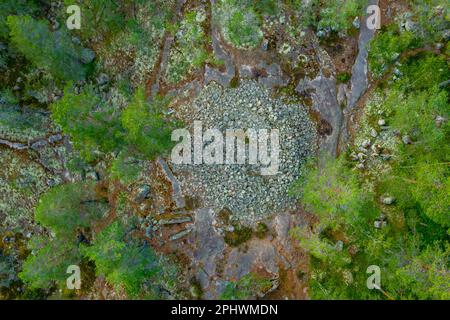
left=255, top=222, right=269, bottom=239
left=296, top=269, right=307, bottom=281
left=229, top=75, right=240, bottom=88
left=337, top=72, right=351, bottom=83
left=189, top=278, right=203, bottom=299
left=224, top=224, right=253, bottom=247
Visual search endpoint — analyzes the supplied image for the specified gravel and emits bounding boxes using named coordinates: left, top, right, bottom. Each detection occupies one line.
left=172, top=80, right=317, bottom=224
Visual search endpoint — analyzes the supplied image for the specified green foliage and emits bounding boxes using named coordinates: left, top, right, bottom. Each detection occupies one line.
left=52, top=84, right=177, bottom=162
left=0, top=0, right=38, bottom=39
left=7, top=15, right=86, bottom=81
left=81, top=222, right=162, bottom=298
left=291, top=157, right=378, bottom=231
left=51, top=84, right=124, bottom=160
left=20, top=236, right=82, bottom=290
left=220, top=272, right=272, bottom=300
left=109, top=152, right=141, bottom=184
left=121, top=88, right=176, bottom=159
left=409, top=0, right=450, bottom=44
left=385, top=243, right=450, bottom=300
left=20, top=182, right=103, bottom=290
left=410, top=162, right=450, bottom=228
left=299, top=0, right=365, bottom=35
left=291, top=227, right=351, bottom=267
left=62, top=0, right=125, bottom=42
left=216, top=0, right=264, bottom=49
left=255, top=223, right=269, bottom=239
left=0, top=254, right=17, bottom=290
left=337, top=72, right=351, bottom=83
left=317, top=0, right=362, bottom=34
left=224, top=224, right=253, bottom=247
left=380, top=55, right=450, bottom=229
left=368, top=25, right=416, bottom=78
left=35, top=181, right=106, bottom=237
left=166, top=9, right=209, bottom=84
left=293, top=52, right=449, bottom=300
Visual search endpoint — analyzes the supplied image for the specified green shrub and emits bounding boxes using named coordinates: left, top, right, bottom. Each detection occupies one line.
left=224, top=224, right=253, bottom=247
left=35, top=181, right=106, bottom=236
left=51, top=84, right=125, bottom=160
left=410, top=0, right=450, bottom=44
left=317, top=0, right=363, bottom=34
left=81, top=222, right=163, bottom=298
left=216, top=0, right=264, bottom=49
left=220, top=272, right=272, bottom=300
left=62, top=0, right=125, bottom=42
left=0, top=0, right=38, bottom=39
left=20, top=235, right=82, bottom=290
left=291, top=157, right=378, bottom=231
left=368, top=25, right=416, bottom=78
left=337, top=72, right=351, bottom=83
left=7, top=15, right=86, bottom=81
left=165, top=9, right=209, bottom=84
left=121, top=88, right=176, bottom=159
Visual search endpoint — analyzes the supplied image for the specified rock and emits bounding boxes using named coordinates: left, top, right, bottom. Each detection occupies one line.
left=316, top=30, right=326, bottom=38
left=158, top=216, right=192, bottom=225
left=402, top=135, right=412, bottom=145
left=404, top=19, right=417, bottom=32
left=135, top=185, right=151, bottom=203
left=435, top=115, right=446, bottom=128
left=96, top=73, right=109, bottom=86
left=371, top=144, right=382, bottom=155
left=349, top=152, right=359, bottom=161
left=378, top=119, right=386, bottom=126
left=380, top=196, right=395, bottom=205
left=145, top=225, right=152, bottom=238
left=374, top=220, right=387, bottom=229
left=72, top=36, right=81, bottom=45
left=85, top=171, right=99, bottom=181
left=31, top=140, right=47, bottom=150
left=81, top=48, right=95, bottom=64
left=352, top=17, right=360, bottom=29
left=46, top=178, right=57, bottom=187
left=443, top=29, right=450, bottom=42
left=157, top=158, right=185, bottom=209
left=393, top=68, right=403, bottom=77
left=48, top=134, right=63, bottom=144
left=370, top=128, right=378, bottom=138
left=361, top=139, right=371, bottom=148
left=261, top=39, right=269, bottom=51
left=169, top=228, right=192, bottom=241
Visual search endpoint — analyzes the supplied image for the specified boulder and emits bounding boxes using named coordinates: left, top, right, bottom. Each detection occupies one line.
left=135, top=185, right=151, bottom=203
left=81, top=48, right=95, bottom=64
left=380, top=196, right=395, bottom=205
